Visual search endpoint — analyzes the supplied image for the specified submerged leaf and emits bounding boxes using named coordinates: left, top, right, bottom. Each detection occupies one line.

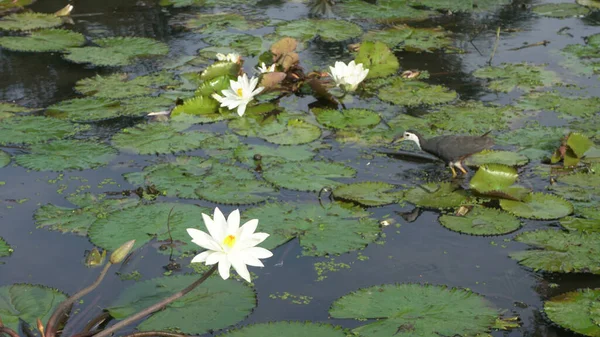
left=0, top=12, right=62, bottom=31
left=0, top=284, right=67, bottom=332
left=545, top=289, right=600, bottom=337
left=439, top=207, right=522, bottom=236
left=473, top=63, right=560, bottom=93
left=0, top=29, right=84, bottom=52
left=0, top=116, right=89, bottom=145
left=330, top=284, right=500, bottom=337
left=355, top=41, right=400, bottom=79
left=64, top=37, right=168, bottom=67
left=333, top=181, right=404, bottom=206
left=404, top=182, right=469, bottom=209
left=15, top=140, right=117, bottom=171
left=263, top=161, right=356, bottom=192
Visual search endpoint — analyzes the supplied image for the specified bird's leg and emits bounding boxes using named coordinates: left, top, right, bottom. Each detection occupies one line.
left=455, top=161, right=468, bottom=175
left=449, top=164, right=458, bottom=178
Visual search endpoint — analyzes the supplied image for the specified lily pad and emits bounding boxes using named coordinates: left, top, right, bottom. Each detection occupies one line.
left=314, top=108, right=380, bottom=129
left=560, top=217, right=600, bottom=234
left=500, top=192, right=573, bottom=220
left=0, top=284, right=67, bottom=332
left=88, top=202, right=210, bottom=253
left=35, top=193, right=140, bottom=235
left=112, top=123, right=213, bottom=155
left=229, top=111, right=321, bottom=145
left=404, top=182, right=469, bottom=209
left=0, top=116, right=89, bottom=145
left=406, top=0, right=511, bottom=11
left=362, top=25, right=453, bottom=52
left=517, top=91, right=600, bottom=119
left=233, top=144, right=315, bottom=167
left=469, top=164, right=529, bottom=200
left=378, top=78, right=457, bottom=107
left=64, top=37, right=169, bottom=67
left=465, top=150, right=529, bottom=167
left=336, top=0, right=435, bottom=22
left=333, top=182, right=404, bottom=206
left=244, top=202, right=379, bottom=255
left=0, top=150, right=10, bottom=168
left=263, top=161, right=356, bottom=192
left=550, top=172, right=600, bottom=202
left=183, top=13, right=258, bottom=34
left=170, top=96, right=227, bottom=124
left=202, top=32, right=263, bottom=56
left=75, top=72, right=179, bottom=99
left=160, top=0, right=258, bottom=7
left=108, top=275, right=255, bottom=334
left=15, top=140, right=117, bottom=171
left=510, top=229, right=600, bottom=274
left=46, top=97, right=165, bottom=122
left=330, top=284, right=500, bottom=337
left=355, top=41, right=400, bottom=79
left=0, top=0, right=34, bottom=14
left=216, top=322, right=349, bottom=337
left=439, top=207, right=522, bottom=236
left=473, top=63, right=560, bottom=93
left=275, top=19, right=362, bottom=42
left=0, top=29, right=85, bottom=52
left=496, top=124, right=564, bottom=160
left=424, top=101, right=517, bottom=134
left=0, top=102, right=33, bottom=115
left=0, top=237, right=11, bottom=257
left=532, top=3, right=590, bottom=18
left=0, top=12, right=62, bottom=31
left=545, top=289, right=600, bottom=337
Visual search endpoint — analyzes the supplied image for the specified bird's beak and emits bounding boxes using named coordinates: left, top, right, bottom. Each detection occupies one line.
left=390, top=135, right=406, bottom=144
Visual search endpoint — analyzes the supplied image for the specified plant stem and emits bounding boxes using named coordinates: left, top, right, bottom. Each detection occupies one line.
left=45, top=262, right=113, bottom=337
left=488, top=26, right=501, bottom=65
left=0, top=327, right=20, bottom=337
left=92, top=265, right=217, bottom=337
left=121, top=332, right=189, bottom=337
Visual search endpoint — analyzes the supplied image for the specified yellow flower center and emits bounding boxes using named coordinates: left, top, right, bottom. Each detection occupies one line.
left=236, top=88, right=243, bottom=97
left=223, top=235, right=236, bottom=248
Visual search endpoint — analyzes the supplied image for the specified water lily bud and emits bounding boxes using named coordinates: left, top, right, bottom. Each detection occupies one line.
left=110, top=240, right=135, bottom=264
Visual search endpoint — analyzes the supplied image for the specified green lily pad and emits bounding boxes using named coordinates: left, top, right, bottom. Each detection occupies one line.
left=183, top=13, right=258, bottom=34
left=244, top=202, right=379, bottom=256
left=0, top=116, right=89, bottom=145
left=406, top=0, right=511, bottom=11
left=160, top=0, right=258, bottom=7
left=202, top=32, right=263, bottom=56
left=88, top=202, right=210, bottom=254
left=423, top=101, right=517, bottom=134
left=496, top=124, right=564, bottom=160
left=112, top=123, right=213, bottom=155
left=473, top=63, right=560, bottom=93
left=15, top=140, right=117, bottom=171
left=500, top=192, right=573, bottom=220
left=46, top=97, right=165, bottom=122
left=0, top=0, right=34, bottom=14
left=510, top=229, right=600, bottom=274
left=567, top=133, right=594, bottom=158
left=108, top=275, right=255, bottom=334
left=550, top=172, right=600, bottom=202
left=0, top=12, right=62, bottom=31
left=233, top=144, right=315, bottom=167
left=0, top=102, right=33, bottom=115
left=263, top=161, right=356, bottom=192
left=35, top=193, right=140, bottom=235
left=336, top=0, right=435, bottom=22
left=0, top=237, right=12, bottom=257
left=469, top=164, right=529, bottom=200
left=362, top=25, right=453, bottom=52
left=355, top=41, right=400, bottom=79
left=0, top=150, right=10, bottom=168
left=229, top=111, right=321, bottom=145
left=171, top=96, right=228, bottom=124
left=545, top=289, right=600, bottom=337
left=314, top=108, right=380, bottom=129
left=275, top=19, right=362, bottom=42
left=465, top=150, right=529, bottom=167
left=64, top=37, right=169, bottom=67
left=560, top=35, right=600, bottom=76
left=75, top=72, right=180, bottom=99
left=439, top=207, right=522, bottom=236
left=333, top=182, right=404, bottom=206
left=0, top=284, right=67, bottom=332
left=532, top=3, right=590, bottom=18
left=216, top=322, right=348, bottom=337
left=404, top=182, right=469, bottom=209
left=560, top=217, right=600, bottom=234
left=330, top=284, right=500, bottom=337
left=378, top=78, right=457, bottom=107
left=517, top=91, right=600, bottom=119
left=0, top=29, right=85, bottom=52
left=119, top=96, right=175, bottom=117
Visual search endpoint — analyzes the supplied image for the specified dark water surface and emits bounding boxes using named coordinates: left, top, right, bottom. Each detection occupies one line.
left=1, top=0, right=599, bottom=336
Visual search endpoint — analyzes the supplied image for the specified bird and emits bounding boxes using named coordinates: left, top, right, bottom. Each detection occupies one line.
left=392, top=130, right=495, bottom=178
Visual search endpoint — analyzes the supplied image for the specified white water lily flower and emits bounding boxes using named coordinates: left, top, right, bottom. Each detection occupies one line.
left=211, top=73, right=264, bottom=116
left=187, top=207, right=273, bottom=283
left=258, top=62, right=276, bottom=73
left=216, top=52, right=241, bottom=63
left=328, top=60, right=369, bottom=92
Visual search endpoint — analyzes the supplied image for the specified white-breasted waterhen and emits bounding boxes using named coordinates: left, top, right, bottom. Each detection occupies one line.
left=392, top=130, right=494, bottom=178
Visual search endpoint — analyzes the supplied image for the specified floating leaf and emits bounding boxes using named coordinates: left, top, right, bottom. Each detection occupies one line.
left=108, top=275, right=255, bottom=334
left=0, top=150, right=10, bottom=168
left=496, top=124, right=564, bottom=159
left=517, top=91, right=600, bottom=119
left=378, top=78, right=456, bottom=106
left=0, top=237, right=12, bottom=257
left=465, top=150, right=529, bottom=167
left=404, top=182, right=469, bottom=209
left=500, top=192, right=573, bottom=220
left=545, top=289, right=600, bottom=337
left=336, top=0, right=435, bottom=22
left=469, top=164, right=528, bottom=200
left=15, top=140, right=117, bottom=171
left=0, top=0, right=34, bottom=14
left=0, top=102, right=33, bottom=115
left=0, top=12, right=62, bottom=31
left=244, top=202, right=379, bottom=255
left=112, top=123, right=213, bottom=155
left=473, top=63, right=560, bottom=93
left=171, top=96, right=227, bottom=124
left=0, top=29, right=84, bottom=52
left=75, top=72, right=179, bottom=99
left=510, top=230, right=600, bottom=274
left=333, top=182, right=404, bottom=206
left=439, top=207, right=522, bottom=235
left=183, top=13, right=257, bottom=34
left=330, top=284, right=500, bottom=337
left=233, top=144, right=315, bottom=167
left=64, top=37, right=168, bottom=67
left=160, top=0, right=258, bottom=7
left=229, top=111, right=321, bottom=145
left=560, top=217, right=600, bottom=234
left=203, top=32, right=264, bottom=56
left=550, top=172, right=600, bottom=202
left=532, top=3, right=590, bottom=18
left=217, top=322, right=348, bottom=337
left=46, top=97, right=166, bottom=122
left=263, top=161, right=356, bottom=192
left=355, top=41, right=400, bottom=79
left=0, top=284, right=67, bottom=332
left=567, top=133, right=594, bottom=158
left=362, top=25, right=453, bottom=52
left=275, top=19, right=362, bottom=42
left=35, top=193, right=140, bottom=235
left=406, top=0, right=511, bottom=11
left=0, top=116, right=89, bottom=145
left=424, top=101, right=517, bottom=134
left=89, top=203, right=210, bottom=253
left=314, top=108, right=380, bottom=129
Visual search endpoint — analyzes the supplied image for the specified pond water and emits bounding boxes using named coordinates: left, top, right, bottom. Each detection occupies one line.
left=1, top=0, right=599, bottom=336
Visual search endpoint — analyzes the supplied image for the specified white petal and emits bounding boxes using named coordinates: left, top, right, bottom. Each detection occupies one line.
left=212, top=93, right=224, bottom=103
left=202, top=212, right=224, bottom=244
left=241, top=253, right=264, bottom=267
left=190, top=251, right=210, bottom=263
left=213, top=207, right=228, bottom=230
left=246, top=246, right=273, bottom=259
left=217, top=255, right=231, bottom=280
left=237, top=103, right=248, bottom=116
left=227, top=209, right=240, bottom=234
left=238, top=219, right=258, bottom=241
left=251, top=86, right=264, bottom=96
left=250, top=232, right=270, bottom=245
left=186, top=228, right=222, bottom=251
left=205, top=251, right=224, bottom=265
left=229, top=254, right=251, bottom=283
